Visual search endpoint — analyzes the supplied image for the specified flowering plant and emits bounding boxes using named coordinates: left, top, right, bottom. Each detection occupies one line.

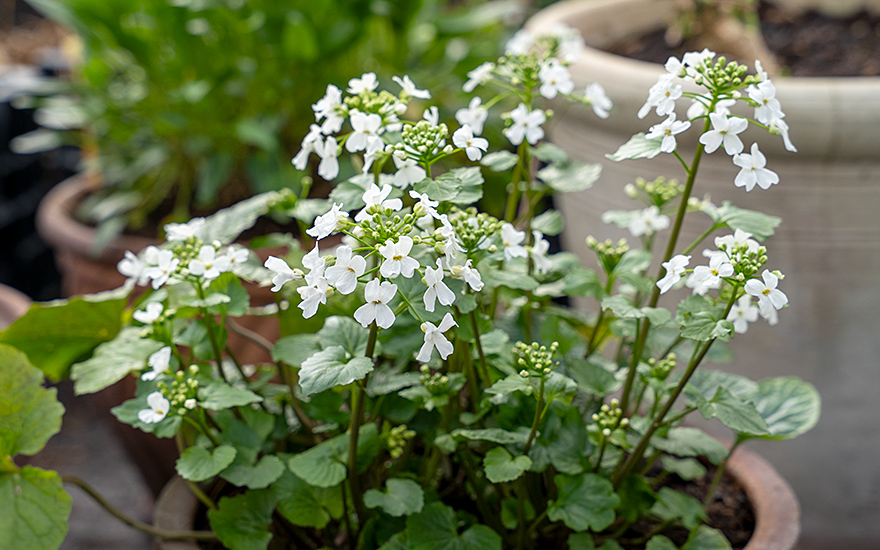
left=1, top=25, right=819, bottom=550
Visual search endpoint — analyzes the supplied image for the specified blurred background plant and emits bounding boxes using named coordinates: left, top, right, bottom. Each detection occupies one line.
left=19, top=0, right=541, bottom=248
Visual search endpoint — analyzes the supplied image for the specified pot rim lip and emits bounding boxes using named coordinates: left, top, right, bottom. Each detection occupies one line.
left=153, top=445, right=799, bottom=550
left=0, top=283, right=31, bottom=328
left=529, top=0, right=880, bottom=89
left=36, top=173, right=157, bottom=263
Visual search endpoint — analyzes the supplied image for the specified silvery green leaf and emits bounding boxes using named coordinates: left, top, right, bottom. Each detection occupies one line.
left=651, top=427, right=727, bottom=464
left=198, top=381, right=263, bottom=410
left=606, top=133, right=663, bottom=162
left=688, top=387, right=769, bottom=436
left=703, top=202, right=781, bottom=241
left=480, top=150, right=518, bottom=171
left=537, top=162, right=601, bottom=193
left=530, top=143, right=569, bottom=164
left=71, top=327, right=163, bottom=395
left=0, top=467, right=71, bottom=550
left=449, top=166, right=484, bottom=205
left=364, top=478, right=425, bottom=517
left=531, top=209, right=564, bottom=236
left=298, top=346, right=374, bottom=397
left=201, top=191, right=280, bottom=244
left=451, top=428, right=528, bottom=445
left=318, top=317, right=370, bottom=357
left=746, top=377, right=820, bottom=440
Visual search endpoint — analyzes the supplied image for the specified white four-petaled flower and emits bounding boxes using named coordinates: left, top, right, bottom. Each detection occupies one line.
left=452, top=125, right=489, bottom=161
left=627, top=206, right=670, bottom=237
left=393, top=75, right=431, bottom=99
left=297, top=275, right=330, bottom=319
left=313, top=84, right=345, bottom=134
left=727, top=295, right=759, bottom=334
left=379, top=236, right=420, bottom=279
left=463, top=62, right=495, bottom=93
left=686, top=254, right=734, bottom=295
left=316, top=136, right=340, bottom=181
left=165, top=218, right=206, bottom=242
left=638, top=74, right=682, bottom=119
left=356, top=183, right=403, bottom=222
left=138, top=391, right=170, bottom=424
left=657, top=254, right=690, bottom=294
left=700, top=113, right=748, bottom=155
left=745, top=270, right=788, bottom=318
left=500, top=223, right=528, bottom=261
left=347, top=72, right=378, bottom=95
left=142, top=346, right=172, bottom=381
left=416, top=313, right=458, bottom=362
left=264, top=256, right=302, bottom=292
left=392, top=156, right=427, bottom=189
left=133, top=302, right=164, bottom=324
left=354, top=279, right=398, bottom=329
left=143, top=249, right=180, bottom=289
left=308, top=203, right=349, bottom=240
left=346, top=111, right=384, bottom=154
left=733, top=143, right=779, bottom=191
left=585, top=83, right=613, bottom=119
left=325, top=245, right=366, bottom=295
left=538, top=59, right=575, bottom=99
left=503, top=104, right=545, bottom=146
left=189, top=245, right=230, bottom=281
left=646, top=113, right=691, bottom=154
left=530, top=231, right=552, bottom=275
left=423, top=259, right=456, bottom=312
left=455, top=97, right=489, bottom=135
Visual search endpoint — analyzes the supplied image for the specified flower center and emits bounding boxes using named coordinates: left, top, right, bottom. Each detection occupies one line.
left=763, top=289, right=771, bottom=295
left=393, top=254, right=403, bottom=261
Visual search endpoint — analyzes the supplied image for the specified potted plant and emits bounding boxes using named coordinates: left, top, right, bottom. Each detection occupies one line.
left=1, top=30, right=819, bottom=550
left=526, top=1, right=876, bottom=546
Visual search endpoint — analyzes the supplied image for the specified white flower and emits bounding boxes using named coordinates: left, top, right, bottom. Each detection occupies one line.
left=313, top=84, right=345, bottom=134
left=297, top=275, right=330, bottom=319
left=423, top=259, right=456, bottom=312
left=455, top=97, right=488, bottom=135
left=438, top=215, right=464, bottom=262
left=393, top=156, right=427, bottom=189
left=646, top=113, right=691, bottom=154
left=686, top=97, right=736, bottom=120
left=308, top=203, right=349, bottom=240
left=748, top=80, right=785, bottom=125
left=302, top=244, right=326, bottom=278
left=118, top=250, right=148, bottom=286
left=727, top=295, right=759, bottom=334
left=686, top=254, right=734, bottom=295
left=354, top=279, right=398, bottom=329
left=700, top=113, right=748, bottom=155
left=356, top=183, right=403, bottom=222
left=421, top=106, right=439, bottom=127
left=133, top=302, right=164, bottom=324
left=715, top=229, right=759, bottom=256
left=733, top=143, right=779, bottom=191
left=316, top=136, right=340, bottom=181
left=264, top=256, right=302, bottom=292
left=657, top=254, right=690, bottom=294
left=416, top=312, right=458, bottom=362
left=452, top=125, right=489, bottom=161
left=538, top=58, right=574, bottom=99
left=638, top=74, right=682, bottom=119
left=770, top=117, right=797, bottom=153
left=224, top=246, right=250, bottom=267
left=165, top=218, right=205, bottom=242
left=393, top=75, right=431, bottom=99
left=346, top=111, right=384, bottom=153
left=379, top=236, right=420, bottom=279
left=745, top=270, right=788, bottom=317
left=347, top=72, right=378, bottom=95
left=463, top=62, right=495, bottom=93
left=530, top=231, right=552, bottom=275
left=325, top=245, right=366, bottom=295
left=504, top=104, right=545, bottom=146
left=142, top=346, right=172, bottom=381
left=500, top=223, right=528, bottom=261
left=361, top=136, right=386, bottom=173
left=667, top=49, right=715, bottom=78
left=754, top=59, right=768, bottom=82
left=549, top=23, right=585, bottom=63
left=292, top=124, right=324, bottom=170
left=454, top=259, right=484, bottom=292
left=143, top=249, right=180, bottom=289
left=585, top=83, right=612, bottom=119
left=409, top=190, right=440, bottom=219
left=138, top=391, right=170, bottom=424
left=505, top=29, right=534, bottom=55
left=189, top=245, right=230, bottom=281
left=627, top=205, right=670, bottom=237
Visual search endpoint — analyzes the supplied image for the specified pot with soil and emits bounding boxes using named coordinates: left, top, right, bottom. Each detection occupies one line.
left=0, top=282, right=30, bottom=327
left=527, top=1, right=878, bottom=547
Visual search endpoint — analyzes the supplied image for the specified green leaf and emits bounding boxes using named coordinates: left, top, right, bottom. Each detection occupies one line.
left=287, top=424, right=378, bottom=488
left=70, top=328, right=163, bottom=395
left=275, top=470, right=342, bottom=529
left=110, top=395, right=183, bottom=439
left=601, top=295, right=672, bottom=326
left=208, top=489, right=277, bottom=550
left=680, top=314, right=734, bottom=342
left=479, top=330, right=509, bottom=355
left=235, top=118, right=279, bottom=152
left=200, top=192, right=280, bottom=245
left=660, top=456, right=707, bottom=481
left=318, top=316, right=370, bottom=356
left=683, top=369, right=757, bottom=401
left=406, top=502, right=502, bottom=550
left=414, top=173, right=461, bottom=202
left=0, top=466, right=71, bottom=550
left=606, top=133, right=663, bottom=162
left=650, top=487, right=707, bottom=530
left=681, top=526, right=731, bottom=550
left=646, top=535, right=680, bottom=550
left=221, top=455, right=285, bottom=489
left=0, top=345, right=64, bottom=458
left=531, top=209, right=564, bottom=236
left=364, top=478, right=425, bottom=517
left=0, top=295, right=125, bottom=381
left=451, top=428, right=528, bottom=445
left=747, top=377, right=820, bottom=440
left=480, top=150, right=518, bottom=171
left=329, top=174, right=372, bottom=210
left=530, top=143, right=569, bottom=164
left=271, top=334, right=321, bottom=368
left=176, top=445, right=237, bottom=482
left=198, top=381, right=263, bottom=410
left=449, top=166, right=484, bottom=205
left=484, top=269, right=539, bottom=291
left=688, top=387, right=769, bottom=435
left=484, top=375, right=532, bottom=404
left=298, top=346, right=375, bottom=396
left=483, top=447, right=532, bottom=483
left=703, top=202, right=781, bottom=241
left=567, top=358, right=622, bottom=395
left=651, top=427, right=727, bottom=464
left=617, top=474, right=657, bottom=523
left=207, top=273, right=250, bottom=317
left=537, top=162, right=601, bottom=193
left=547, top=473, right=619, bottom=532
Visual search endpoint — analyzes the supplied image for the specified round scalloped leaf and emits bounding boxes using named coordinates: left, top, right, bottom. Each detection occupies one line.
left=748, top=376, right=821, bottom=440
left=0, top=466, right=71, bottom=550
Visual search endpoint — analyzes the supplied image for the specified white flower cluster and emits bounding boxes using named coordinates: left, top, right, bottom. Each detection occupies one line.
left=640, top=51, right=795, bottom=192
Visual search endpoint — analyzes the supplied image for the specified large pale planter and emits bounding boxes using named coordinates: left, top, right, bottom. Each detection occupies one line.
left=528, top=1, right=880, bottom=548
left=152, top=446, right=799, bottom=550
left=0, top=283, right=31, bottom=328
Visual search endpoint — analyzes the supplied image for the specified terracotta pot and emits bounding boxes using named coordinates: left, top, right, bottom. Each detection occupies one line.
left=0, top=283, right=31, bottom=328
left=527, top=1, right=879, bottom=546
left=151, top=446, right=798, bottom=550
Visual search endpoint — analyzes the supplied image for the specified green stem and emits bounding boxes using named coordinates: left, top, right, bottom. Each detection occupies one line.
left=175, top=433, right=218, bottom=511
left=470, top=309, right=491, bottom=385
left=523, top=375, right=545, bottom=456
left=62, top=475, right=218, bottom=541
left=348, top=323, right=378, bottom=531
left=704, top=436, right=744, bottom=507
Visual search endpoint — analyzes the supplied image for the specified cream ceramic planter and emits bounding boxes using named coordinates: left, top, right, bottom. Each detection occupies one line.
left=528, top=2, right=880, bottom=548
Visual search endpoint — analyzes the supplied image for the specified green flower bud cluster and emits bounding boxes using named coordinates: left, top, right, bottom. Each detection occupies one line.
left=586, top=236, right=630, bottom=274
left=624, top=176, right=685, bottom=207
left=514, top=341, right=559, bottom=378
left=344, top=89, right=401, bottom=117
left=720, top=243, right=768, bottom=280
left=157, top=365, right=200, bottom=416
left=419, top=365, right=455, bottom=397
left=695, top=57, right=750, bottom=92
left=359, top=211, right=417, bottom=245
left=648, top=353, right=676, bottom=381
left=446, top=208, right=500, bottom=252
left=591, top=398, right=629, bottom=437
left=496, top=54, right=544, bottom=91
left=383, top=424, right=416, bottom=460
left=391, top=120, right=451, bottom=165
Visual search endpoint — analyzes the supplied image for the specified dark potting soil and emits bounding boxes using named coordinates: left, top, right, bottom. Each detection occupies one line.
left=605, top=1, right=880, bottom=77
